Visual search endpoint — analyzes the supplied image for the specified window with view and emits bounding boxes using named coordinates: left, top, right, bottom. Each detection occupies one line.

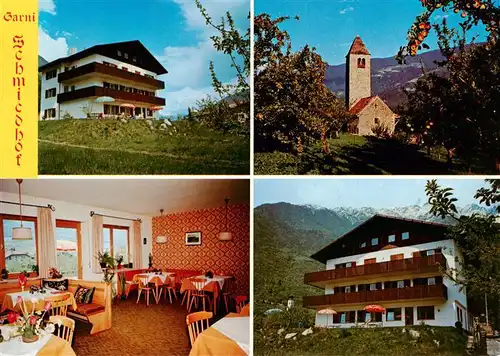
left=55, top=220, right=80, bottom=278
left=1, top=216, right=37, bottom=273
left=103, top=225, right=130, bottom=263
left=417, top=306, right=435, bottom=320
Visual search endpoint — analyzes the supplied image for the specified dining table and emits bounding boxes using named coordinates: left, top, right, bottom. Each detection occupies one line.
left=180, top=275, right=233, bottom=315
left=132, top=272, right=175, bottom=303
left=0, top=325, right=76, bottom=356
left=189, top=313, right=250, bottom=356
left=1, top=291, right=77, bottom=313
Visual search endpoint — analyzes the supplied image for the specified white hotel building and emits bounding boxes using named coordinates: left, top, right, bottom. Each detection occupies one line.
left=39, top=40, right=167, bottom=120
left=303, top=215, right=469, bottom=330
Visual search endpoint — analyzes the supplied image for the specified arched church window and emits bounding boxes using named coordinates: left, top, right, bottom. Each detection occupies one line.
left=357, top=58, right=366, bottom=68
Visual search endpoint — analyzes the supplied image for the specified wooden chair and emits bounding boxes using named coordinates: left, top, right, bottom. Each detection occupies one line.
left=186, top=311, right=213, bottom=346
left=159, top=276, right=177, bottom=304
left=235, top=295, right=248, bottom=313
left=46, top=294, right=70, bottom=317
left=188, top=278, right=212, bottom=313
left=49, top=315, right=75, bottom=344
left=136, top=275, right=153, bottom=306
left=222, top=276, right=236, bottom=313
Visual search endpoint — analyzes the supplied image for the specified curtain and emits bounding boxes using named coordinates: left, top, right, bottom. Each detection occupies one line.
left=133, top=220, right=142, bottom=268
left=37, top=207, right=57, bottom=278
left=91, top=215, right=103, bottom=273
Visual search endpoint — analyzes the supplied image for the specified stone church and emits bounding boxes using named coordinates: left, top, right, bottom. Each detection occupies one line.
left=345, top=36, right=397, bottom=136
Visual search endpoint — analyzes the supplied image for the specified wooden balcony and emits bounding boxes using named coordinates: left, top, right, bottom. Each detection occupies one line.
left=57, top=86, right=166, bottom=106
left=305, top=254, right=446, bottom=287
left=303, top=284, right=448, bottom=308
left=58, top=62, right=165, bottom=89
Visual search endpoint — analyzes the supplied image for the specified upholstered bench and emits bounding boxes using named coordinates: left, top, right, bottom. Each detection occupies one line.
left=67, top=280, right=111, bottom=335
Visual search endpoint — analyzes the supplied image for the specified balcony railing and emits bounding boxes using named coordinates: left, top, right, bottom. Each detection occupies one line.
left=58, top=62, right=165, bottom=89
left=305, top=254, right=446, bottom=285
left=303, top=284, right=448, bottom=308
left=57, top=86, right=166, bottom=106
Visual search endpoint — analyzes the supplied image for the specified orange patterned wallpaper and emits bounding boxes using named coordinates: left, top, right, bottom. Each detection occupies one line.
left=152, top=204, right=250, bottom=296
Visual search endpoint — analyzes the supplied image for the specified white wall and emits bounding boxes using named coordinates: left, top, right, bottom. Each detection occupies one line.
left=60, top=99, right=103, bottom=119
left=0, top=191, right=152, bottom=282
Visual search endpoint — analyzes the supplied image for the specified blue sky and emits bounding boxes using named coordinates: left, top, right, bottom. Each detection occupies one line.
left=254, top=178, right=491, bottom=209
left=38, top=0, right=249, bottom=115
left=256, top=0, right=493, bottom=65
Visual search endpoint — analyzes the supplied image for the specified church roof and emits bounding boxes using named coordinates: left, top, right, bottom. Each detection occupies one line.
left=349, top=95, right=377, bottom=114
left=347, top=35, right=370, bottom=56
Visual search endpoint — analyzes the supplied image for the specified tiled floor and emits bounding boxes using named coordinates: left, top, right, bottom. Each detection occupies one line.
left=73, top=294, right=193, bottom=356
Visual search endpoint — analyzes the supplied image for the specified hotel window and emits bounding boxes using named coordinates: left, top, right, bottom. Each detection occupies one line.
left=402, top=232, right=410, bottom=240
left=390, top=253, right=404, bottom=261
left=71, top=85, right=75, bottom=92
left=103, top=61, right=117, bottom=68
left=371, top=238, right=379, bottom=246
left=0, top=214, right=38, bottom=273
left=45, top=88, right=56, bottom=98
left=364, top=258, right=376, bottom=265
left=64, top=86, right=69, bottom=93
left=386, top=308, right=402, bottom=321
left=345, top=286, right=351, bottom=293
left=145, top=74, right=154, bottom=79
left=55, top=220, right=81, bottom=278
left=369, top=283, right=377, bottom=291
left=426, top=250, right=435, bottom=256
left=135, top=71, right=141, bottom=75
left=417, top=306, right=435, bottom=320
left=360, top=242, right=366, bottom=248
left=345, top=262, right=352, bottom=268
left=132, top=56, right=137, bottom=62
left=124, top=53, right=129, bottom=59
left=117, top=50, right=122, bottom=56
left=44, top=108, right=56, bottom=118
left=397, top=280, right=405, bottom=289
left=103, top=225, right=130, bottom=262
left=46, top=69, right=57, bottom=80
left=428, top=277, right=436, bottom=285
left=388, top=234, right=396, bottom=243
left=122, top=67, right=129, bottom=71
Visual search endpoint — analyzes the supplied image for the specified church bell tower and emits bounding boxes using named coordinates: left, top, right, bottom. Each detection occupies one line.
left=345, top=35, right=371, bottom=109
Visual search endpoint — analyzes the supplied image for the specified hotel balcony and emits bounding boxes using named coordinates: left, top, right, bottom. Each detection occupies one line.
left=58, top=62, right=165, bottom=89
left=305, top=254, right=446, bottom=288
left=303, top=284, right=448, bottom=309
left=57, top=86, right=166, bottom=106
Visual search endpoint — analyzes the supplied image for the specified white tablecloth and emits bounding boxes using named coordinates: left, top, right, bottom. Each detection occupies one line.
left=212, top=316, right=250, bottom=355
left=137, top=272, right=174, bottom=284
left=193, top=275, right=230, bottom=290
left=0, top=326, right=51, bottom=356
left=7, top=291, right=47, bottom=305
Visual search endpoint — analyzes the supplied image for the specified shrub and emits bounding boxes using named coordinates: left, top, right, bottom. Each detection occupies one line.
left=339, top=328, right=351, bottom=338
left=371, top=122, right=391, bottom=138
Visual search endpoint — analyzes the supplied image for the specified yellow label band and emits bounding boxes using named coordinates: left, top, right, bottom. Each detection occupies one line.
left=0, top=0, right=38, bottom=178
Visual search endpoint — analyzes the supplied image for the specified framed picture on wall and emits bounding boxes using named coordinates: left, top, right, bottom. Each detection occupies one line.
left=185, top=231, right=202, bottom=246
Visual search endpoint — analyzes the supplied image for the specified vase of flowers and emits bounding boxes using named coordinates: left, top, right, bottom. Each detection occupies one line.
left=18, top=273, right=27, bottom=292
left=116, top=254, right=124, bottom=269
left=7, top=297, right=55, bottom=343
left=48, top=266, right=63, bottom=279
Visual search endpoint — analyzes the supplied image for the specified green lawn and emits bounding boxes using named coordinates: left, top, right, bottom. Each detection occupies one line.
left=255, top=134, right=498, bottom=175
left=38, top=119, right=250, bottom=175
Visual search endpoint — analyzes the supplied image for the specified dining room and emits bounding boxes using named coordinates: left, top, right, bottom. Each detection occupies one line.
left=0, top=178, right=250, bottom=356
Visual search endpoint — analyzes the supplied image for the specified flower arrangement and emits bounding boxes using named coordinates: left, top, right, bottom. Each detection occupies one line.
left=7, top=297, right=55, bottom=343
left=48, top=267, right=62, bottom=279
left=18, top=273, right=27, bottom=292
left=115, top=254, right=124, bottom=267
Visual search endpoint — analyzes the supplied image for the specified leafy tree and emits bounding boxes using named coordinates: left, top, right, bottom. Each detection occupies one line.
left=396, top=0, right=499, bottom=63
left=254, top=14, right=352, bottom=153
left=195, top=0, right=249, bottom=98
left=401, top=21, right=500, bottom=171
left=425, top=179, right=500, bottom=328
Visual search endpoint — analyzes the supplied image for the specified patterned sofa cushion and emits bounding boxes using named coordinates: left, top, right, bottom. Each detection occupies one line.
left=42, top=278, right=69, bottom=291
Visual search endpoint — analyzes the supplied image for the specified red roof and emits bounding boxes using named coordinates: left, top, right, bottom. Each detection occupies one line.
left=349, top=96, right=377, bottom=115
left=348, top=36, right=370, bottom=55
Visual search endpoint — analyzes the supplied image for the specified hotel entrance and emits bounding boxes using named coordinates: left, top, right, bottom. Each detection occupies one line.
left=405, top=307, right=414, bottom=326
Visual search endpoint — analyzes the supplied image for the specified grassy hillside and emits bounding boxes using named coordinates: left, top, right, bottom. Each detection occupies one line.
left=255, top=324, right=467, bottom=356
left=255, top=134, right=496, bottom=175
left=38, top=119, right=249, bottom=174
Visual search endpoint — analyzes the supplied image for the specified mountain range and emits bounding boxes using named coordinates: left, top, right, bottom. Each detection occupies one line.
left=254, top=201, right=497, bottom=308
left=325, top=48, right=447, bottom=110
